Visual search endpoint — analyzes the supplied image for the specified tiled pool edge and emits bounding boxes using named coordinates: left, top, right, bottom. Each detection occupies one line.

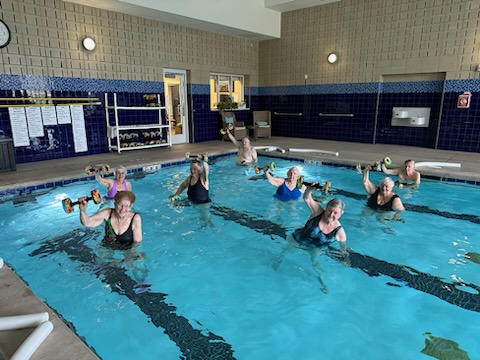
left=1, top=150, right=479, bottom=199
left=0, top=151, right=237, bottom=199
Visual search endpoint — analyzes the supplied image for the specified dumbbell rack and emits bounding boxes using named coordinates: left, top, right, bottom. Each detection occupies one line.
left=104, top=93, right=172, bottom=154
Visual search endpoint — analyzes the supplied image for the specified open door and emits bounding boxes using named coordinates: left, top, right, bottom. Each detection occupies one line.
left=163, top=69, right=189, bottom=144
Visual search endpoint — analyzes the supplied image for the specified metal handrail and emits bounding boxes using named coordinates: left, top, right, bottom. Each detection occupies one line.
left=274, top=112, right=302, bottom=116
left=319, top=113, right=354, bottom=117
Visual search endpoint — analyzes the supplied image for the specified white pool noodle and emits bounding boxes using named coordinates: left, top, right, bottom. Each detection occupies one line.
left=0, top=312, right=49, bottom=331
left=11, top=321, right=54, bottom=360
left=415, top=162, right=461, bottom=168
left=288, top=148, right=339, bottom=156
left=254, top=146, right=286, bottom=153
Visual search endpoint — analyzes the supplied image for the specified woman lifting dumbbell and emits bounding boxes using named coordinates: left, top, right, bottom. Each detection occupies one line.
left=78, top=190, right=142, bottom=249
left=95, top=165, right=132, bottom=199
left=356, top=156, right=392, bottom=174
left=62, top=189, right=103, bottom=214
left=263, top=165, right=306, bottom=201
left=297, top=177, right=332, bottom=196
left=85, top=164, right=110, bottom=176
left=186, top=151, right=209, bottom=163
left=171, top=153, right=210, bottom=204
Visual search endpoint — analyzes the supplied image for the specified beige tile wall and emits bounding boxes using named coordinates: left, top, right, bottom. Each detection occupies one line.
left=260, top=0, right=480, bottom=86
left=0, top=0, right=259, bottom=85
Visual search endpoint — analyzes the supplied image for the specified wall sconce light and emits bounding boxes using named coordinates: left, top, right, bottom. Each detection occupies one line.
left=327, top=53, right=338, bottom=64
left=82, top=37, right=96, bottom=51
left=476, top=64, right=480, bottom=72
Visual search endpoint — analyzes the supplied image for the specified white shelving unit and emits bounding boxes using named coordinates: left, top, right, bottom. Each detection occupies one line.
left=104, top=93, right=172, bottom=154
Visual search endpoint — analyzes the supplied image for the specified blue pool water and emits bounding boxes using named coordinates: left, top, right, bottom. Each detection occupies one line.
left=1, top=155, right=480, bottom=359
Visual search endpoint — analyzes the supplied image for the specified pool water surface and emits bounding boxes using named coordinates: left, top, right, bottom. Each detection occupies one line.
left=1, top=155, right=480, bottom=359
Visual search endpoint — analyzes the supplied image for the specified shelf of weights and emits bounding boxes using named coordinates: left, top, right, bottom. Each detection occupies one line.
left=104, top=93, right=172, bottom=154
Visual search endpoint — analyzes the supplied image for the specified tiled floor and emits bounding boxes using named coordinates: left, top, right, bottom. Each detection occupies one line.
left=1, top=137, right=480, bottom=359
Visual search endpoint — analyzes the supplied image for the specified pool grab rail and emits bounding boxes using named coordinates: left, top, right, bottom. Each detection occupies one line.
left=319, top=113, right=354, bottom=117
left=415, top=162, right=461, bottom=169
left=273, top=112, right=302, bottom=116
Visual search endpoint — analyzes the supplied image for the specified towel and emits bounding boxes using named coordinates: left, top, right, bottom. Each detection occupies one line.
left=107, top=126, right=117, bottom=139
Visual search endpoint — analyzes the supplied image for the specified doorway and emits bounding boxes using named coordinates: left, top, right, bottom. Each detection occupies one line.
left=163, top=69, right=189, bottom=144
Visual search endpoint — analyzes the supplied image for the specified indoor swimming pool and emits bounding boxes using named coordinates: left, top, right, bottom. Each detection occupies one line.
left=1, top=155, right=479, bottom=359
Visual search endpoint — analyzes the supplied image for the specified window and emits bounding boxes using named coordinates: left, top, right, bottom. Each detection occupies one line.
left=210, top=73, right=245, bottom=110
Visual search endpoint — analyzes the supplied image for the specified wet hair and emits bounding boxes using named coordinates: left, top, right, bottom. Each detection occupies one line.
left=404, top=159, right=415, bottom=165
left=114, top=190, right=136, bottom=205
left=190, top=160, right=203, bottom=170
left=326, top=198, right=345, bottom=214
left=287, top=167, right=299, bottom=176
left=116, top=165, right=127, bottom=174
left=381, top=177, right=395, bottom=188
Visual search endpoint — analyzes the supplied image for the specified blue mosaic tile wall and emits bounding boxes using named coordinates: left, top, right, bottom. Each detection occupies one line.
left=376, top=92, right=442, bottom=148
left=438, top=92, right=480, bottom=152
left=258, top=80, right=480, bottom=153
left=0, top=89, right=108, bottom=163
left=1, top=75, right=480, bottom=167
left=259, top=93, right=377, bottom=143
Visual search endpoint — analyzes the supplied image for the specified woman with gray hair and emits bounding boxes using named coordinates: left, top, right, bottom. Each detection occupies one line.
left=362, top=164, right=404, bottom=219
left=263, top=166, right=306, bottom=201
left=96, top=165, right=132, bottom=199
left=274, top=189, right=347, bottom=294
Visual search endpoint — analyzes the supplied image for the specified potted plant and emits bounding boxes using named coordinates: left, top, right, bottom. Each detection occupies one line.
left=216, top=96, right=238, bottom=111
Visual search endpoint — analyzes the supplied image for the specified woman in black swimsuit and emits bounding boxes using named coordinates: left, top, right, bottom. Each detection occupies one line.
left=172, top=154, right=210, bottom=204
left=273, top=188, right=348, bottom=294
left=362, top=164, right=404, bottom=220
left=79, top=191, right=142, bottom=249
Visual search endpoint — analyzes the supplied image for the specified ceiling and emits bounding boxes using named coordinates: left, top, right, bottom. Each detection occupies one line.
left=64, top=0, right=339, bottom=40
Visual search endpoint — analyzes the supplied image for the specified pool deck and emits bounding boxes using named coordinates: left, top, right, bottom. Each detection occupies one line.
left=1, top=137, right=480, bottom=359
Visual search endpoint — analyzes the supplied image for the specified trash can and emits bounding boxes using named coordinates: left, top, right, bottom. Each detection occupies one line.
left=0, top=137, right=16, bottom=172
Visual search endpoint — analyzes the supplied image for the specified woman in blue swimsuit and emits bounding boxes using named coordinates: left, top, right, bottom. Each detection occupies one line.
left=274, top=187, right=347, bottom=293
left=263, top=166, right=306, bottom=201
left=79, top=191, right=142, bottom=249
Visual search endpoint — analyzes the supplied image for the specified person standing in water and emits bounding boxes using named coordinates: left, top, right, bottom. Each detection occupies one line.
left=96, top=165, right=132, bottom=199
left=226, top=128, right=257, bottom=165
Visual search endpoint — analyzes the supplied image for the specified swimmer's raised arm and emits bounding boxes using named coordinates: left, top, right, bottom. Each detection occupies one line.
left=263, top=166, right=284, bottom=187
left=95, top=173, right=112, bottom=188
left=226, top=129, right=240, bottom=148
left=79, top=199, right=109, bottom=227
left=362, top=165, right=377, bottom=195
left=303, top=187, right=322, bottom=216
left=381, top=163, right=399, bottom=176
